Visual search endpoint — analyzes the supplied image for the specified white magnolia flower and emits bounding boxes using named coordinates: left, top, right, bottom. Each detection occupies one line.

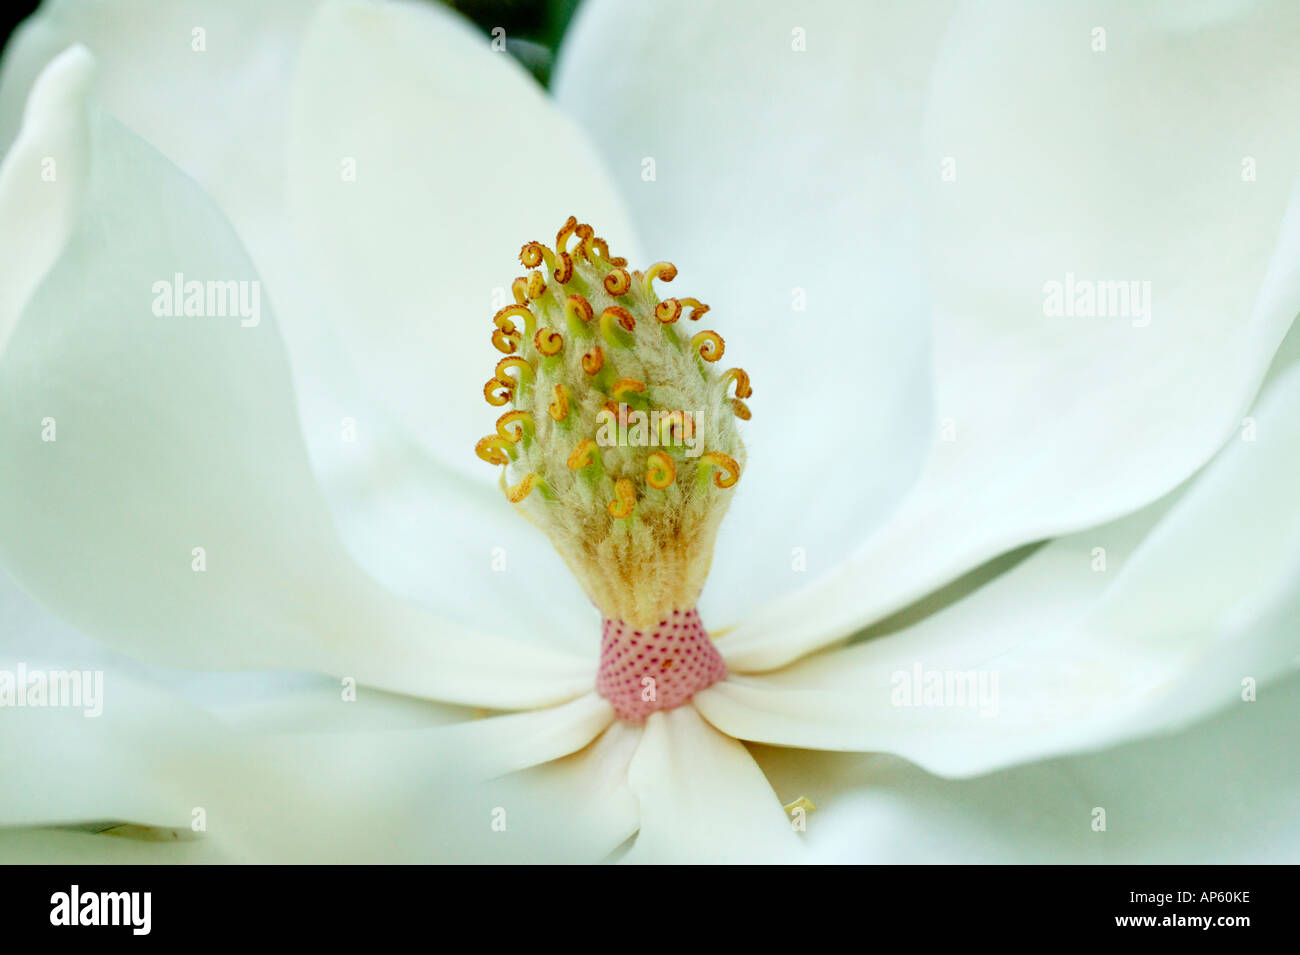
left=2, top=0, right=1299, bottom=863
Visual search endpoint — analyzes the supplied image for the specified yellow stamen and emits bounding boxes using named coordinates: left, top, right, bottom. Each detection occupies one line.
left=730, top=398, right=752, bottom=420
left=483, top=377, right=514, bottom=407
left=691, top=330, right=725, bottom=362
left=506, top=473, right=539, bottom=503
left=641, top=261, right=677, bottom=299
left=520, top=241, right=555, bottom=271
left=721, top=367, right=752, bottom=399
left=608, top=478, right=635, bottom=518
left=679, top=297, right=710, bottom=321
left=646, top=451, right=676, bottom=489
left=535, top=327, right=564, bottom=357
left=511, top=276, right=530, bottom=306
left=603, top=267, right=631, bottom=296
left=495, top=304, right=536, bottom=340
left=549, top=383, right=570, bottom=421
left=611, top=377, right=646, bottom=401
left=654, top=298, right=682, bottom=324
left=567, top=438, right=599, bottom=470
left=475, top=435, right=511, bottom=466
left=495, top=355, right=534, bottom=386
left=701, top=451, right=740, bottom=488
left=581, top=345, right=605, bottom=375
left=491, top=327, right=522, bottom=354
left=495, top=409, right=533, bottom=443
left=528, top=270, right=547, bottom=300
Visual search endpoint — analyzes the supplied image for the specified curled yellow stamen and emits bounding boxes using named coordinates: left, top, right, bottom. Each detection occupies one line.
left=528, top=270, right=547, bottom=300
left=511, top=276, right=530, bottom=306
left=654, top=298, right=682, bottom=324
left=679, top=297, right=710, bottom=321
left=603, top=267, right=631, bottom=296
left=599, top=306, right=636, bottom=349
left=690, top=330, right=725, bottom=362
left=608, top=478, right=635, bottom=518
left=549, top=383, right=570, bottom=421
left=495, top=355, right=534, bottom=386
left=483, top=377, right=514, bottom=407
left=520, top=241, right=554, bottom=271
left=494, top=304, right=536, bottom=339
left=491, top=327, right=522, bottom=354
left=556, top=215, right=578, bottom=253
left=554, top=252, right=574, bottom=284
left=506, top=473, right=538, bottom=503
left=722, top=367, right=752, bottom=399
left=534, top=327, right=564, bottom=357
left=646, top=451, right=676, bottom=490
left=567, top=438, right=599, bottom=470
left=475, top=435, right=511, bottom=465
left=701, top=451, right=740, bottom=488
left=574, top=223, right=595, bottom=260
left=495, top=410, right=533, bottom=443
left=611, top=377, right=646, bottom=401
left=641, top=261, right=677, bottom=298
left=730, top=399, right=752, bottom=420
left=565, top=294, right=594, bottom=326
left=582, top=346, right=605, bottom=375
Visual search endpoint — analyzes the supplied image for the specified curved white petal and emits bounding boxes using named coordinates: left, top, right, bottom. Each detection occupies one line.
left=715, top=0, right=1300, bottom=667
left=698, top=354, right=1300, bottom=776
left=554, top=0, right=949, bottom=624
left=0, top=53, right=590, bottom=711
left=284, top=0, right=642, bottom=483
left=751, top=668, right=1300, bottom=862
left=621, top=704, right=803, bottom=863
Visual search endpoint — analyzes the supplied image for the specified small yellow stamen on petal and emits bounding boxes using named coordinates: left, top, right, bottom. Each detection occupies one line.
left=603, top=267, right=631, bottom=296
left=574, top=223, right=595, bottom=260
left=654, top=298, right=682, bottom=324
left=721, top=367, right=752, bottom=399
left=484, top=377, right=514, bottom=406
left=549, top=383, right=570, bottom=421
left=600, top=307, right=637, bottom=348
left=730, top=398, right=752, bottom=420
left=691, top=330, right=725, bottom=362
left=495, top=355, right=534, bottom=386
left=701, top=450, right=740, bottom=488
left=581, top=345, right=605, bottom=375
left=506, top=473, right=539, bottom=503
left=641, top=261, right=677, bottom=298
left=535, top=327, right=564, bottom=357
left=476, top=435, right=511, bottom=465
left=611, top=377, right=646, bottom=401
left=496, top=409, right=533, bottom=443
left=567, top=438, right=599, bottom=470
left=646, top=451, right=676, bottom=489
left=608, top=478, right=635, bottom=518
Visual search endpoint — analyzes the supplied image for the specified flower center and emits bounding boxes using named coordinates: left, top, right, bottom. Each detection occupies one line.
left=474, top=216, right=750, bottom=718
left=596, top=608, right=726, bottom=721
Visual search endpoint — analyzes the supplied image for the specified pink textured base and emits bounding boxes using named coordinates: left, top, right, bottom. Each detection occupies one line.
left=596, top=608, right=727, bottom=721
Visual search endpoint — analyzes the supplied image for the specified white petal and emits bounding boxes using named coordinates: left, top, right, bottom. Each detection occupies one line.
left=0, top=0, right=317, bottom=265
left=0, top=53, right=589, bottom=710
left=698, top=354, right=1300, bottom=776
left=750, top=668, right=1300, bottom=862
left=621, top=704, right=803, bottom=863
left=716, top=0, right=1300, bottom=667
left=284, top=0, right=642, bottom=483
left=554, top=0, right=950, bottom=624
